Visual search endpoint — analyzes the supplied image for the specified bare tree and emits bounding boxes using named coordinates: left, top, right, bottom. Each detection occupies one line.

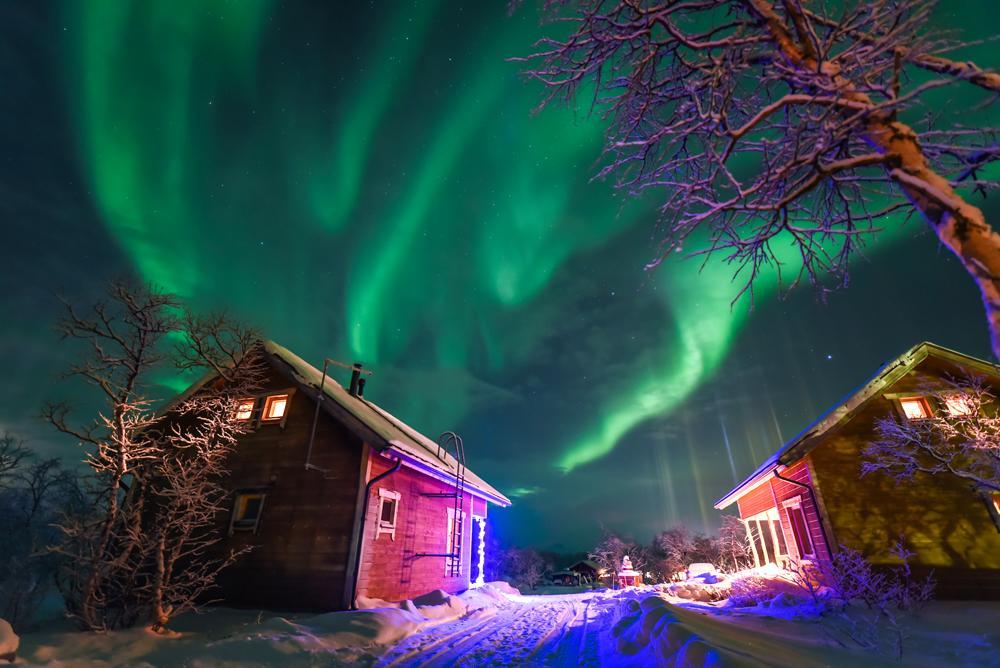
left=43, top=282, right=178, bottom=631
left=864, top=375, right=1000, bottom=496
left=42, top=282, right=263, bottom=632
left=521, top=1, right=1000, bottom=355
left=653, top=525, right=696, bottom=577
left=717, top=515, right=753, bottom=573
left=502, top=547, right=547, bottom=590
left=0, top=433, right=77, bottom=631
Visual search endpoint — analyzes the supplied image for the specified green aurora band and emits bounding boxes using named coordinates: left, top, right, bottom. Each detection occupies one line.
left=57, top=0, right=981, bottom=504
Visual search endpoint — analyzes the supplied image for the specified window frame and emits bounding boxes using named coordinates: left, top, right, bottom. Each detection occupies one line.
left=229, top=491, right=267, bottom=536
left=744, top=508, right=788, bottom=567
left=376, top=489, right=401, bottom=540
left=233, top=397, right=256, bottom=423
left=782, top=496, right=816, bottom=559
left=897, top=395, right=933, bottom=421
left=261, top=393, right=290, bottom=422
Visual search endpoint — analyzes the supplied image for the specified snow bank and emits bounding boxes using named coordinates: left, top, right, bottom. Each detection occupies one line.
left=202, top=584, right=519, bottom=664
left=0, top=618, right=17, bottom=662
left=610, top=594, right=733, bottom=666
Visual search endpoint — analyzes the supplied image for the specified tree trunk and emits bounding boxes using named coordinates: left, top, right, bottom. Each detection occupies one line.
left=870, top=120, right=1000, bottom=360
left=151, top=533, right=168, bottom=632
left=746, top=0, right=1000, bottom=359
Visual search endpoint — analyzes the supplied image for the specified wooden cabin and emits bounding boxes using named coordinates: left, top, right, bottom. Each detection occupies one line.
left=714, top=342, right=1000, bottom=599
left=568, top=559, right=601, bottom=584
left=176, top=340, right=510, bottom=611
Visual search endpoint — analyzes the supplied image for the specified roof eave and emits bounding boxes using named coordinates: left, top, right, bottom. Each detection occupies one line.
left=385, top=444, right=512, bottom=507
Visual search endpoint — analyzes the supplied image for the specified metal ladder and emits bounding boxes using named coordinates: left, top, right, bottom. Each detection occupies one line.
left=423, top=431, right=466, bottom=578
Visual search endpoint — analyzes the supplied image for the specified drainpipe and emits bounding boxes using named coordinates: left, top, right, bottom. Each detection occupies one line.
left=349, top=456, right=402, bottom=609
left=773, top=468, right=835, bottom=558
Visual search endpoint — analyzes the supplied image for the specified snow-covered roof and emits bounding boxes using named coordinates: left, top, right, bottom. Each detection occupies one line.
left=714, top=341, right=999, bottom=510
left=263, top=341, right=511, bottom=507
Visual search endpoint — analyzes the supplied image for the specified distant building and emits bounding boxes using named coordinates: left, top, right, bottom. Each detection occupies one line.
left=568, top=559, right=601, bottom=583
left=617, top=555, right=642, bottom=587
left=715, top=342, right=1000, bottom=599
left=172, top=341, right=510, bottom=611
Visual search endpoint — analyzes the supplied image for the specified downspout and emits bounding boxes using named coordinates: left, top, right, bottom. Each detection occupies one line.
left=773, top=468, right=835, bottom=559
left=349, top=456, right=402, bottom=610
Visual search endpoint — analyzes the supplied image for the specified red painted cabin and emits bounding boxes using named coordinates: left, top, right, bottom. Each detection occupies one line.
left=715, top=342, right=1000, bottom=599
left=177, top=340, right=510, bottom=611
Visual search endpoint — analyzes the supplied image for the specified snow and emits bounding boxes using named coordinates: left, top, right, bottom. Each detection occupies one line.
left=11, top=579, right=1000, bottom=667
left=0, top=618, right=18, bottom=661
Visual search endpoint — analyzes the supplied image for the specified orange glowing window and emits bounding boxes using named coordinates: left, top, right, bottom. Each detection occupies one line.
left=262, top=394, right=289, bottom=421
left=943, top=393, right=975, bottom=417
left=899, top=397, right=931, bottom=420
left=234, top=398, right=255, bottom=422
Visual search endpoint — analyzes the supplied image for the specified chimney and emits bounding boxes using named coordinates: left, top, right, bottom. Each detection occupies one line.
left=357, top=377, right=366, bottom=398
left=348, top=362, right=362, bottom=396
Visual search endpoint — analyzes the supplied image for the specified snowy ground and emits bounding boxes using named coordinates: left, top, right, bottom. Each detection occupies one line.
left=7, top=578, right=1000, bottom=666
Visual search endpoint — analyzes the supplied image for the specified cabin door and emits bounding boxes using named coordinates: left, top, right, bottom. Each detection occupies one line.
left=470, top=516, right=485, bottom=587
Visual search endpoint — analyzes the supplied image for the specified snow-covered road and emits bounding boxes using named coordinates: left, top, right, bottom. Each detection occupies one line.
left=376, top=592, right=614, bottom=668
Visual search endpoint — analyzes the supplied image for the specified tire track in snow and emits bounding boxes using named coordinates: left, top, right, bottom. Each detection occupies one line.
left=377, top=593, right=607, bottom=668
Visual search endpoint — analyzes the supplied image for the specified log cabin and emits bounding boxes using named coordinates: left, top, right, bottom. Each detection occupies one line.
left=714, top=342, right=1000, bottom=599
left=174, top=340, right=510, bottom=611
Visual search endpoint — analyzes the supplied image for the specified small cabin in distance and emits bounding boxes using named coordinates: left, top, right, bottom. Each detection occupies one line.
left=715, top=342, right=1000, bottom=599
left=173, top=340, right=510, bottom=611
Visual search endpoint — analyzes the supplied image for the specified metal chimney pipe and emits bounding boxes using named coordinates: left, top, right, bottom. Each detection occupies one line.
left=357, top=377, right=366, bottom=398
left=348, top=362, right=362, bottom=396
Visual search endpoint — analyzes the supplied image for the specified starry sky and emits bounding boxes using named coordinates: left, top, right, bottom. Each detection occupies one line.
left=2, top=1, right=998, bottom=551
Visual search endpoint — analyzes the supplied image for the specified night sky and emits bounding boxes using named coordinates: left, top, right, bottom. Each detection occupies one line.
left=3, top=1, right=998, bottom=552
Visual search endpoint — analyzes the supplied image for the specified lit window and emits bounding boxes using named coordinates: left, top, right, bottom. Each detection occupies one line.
left=230, top=492, right=266, bottom=534
left=377, top=489, right=400, bottom=539
left=899, top=397, right=931, bottom=420
left=234, top=398, right=255, bottom=422
left=943, top=393, right=975, bottom=417
left=262, top=394, right=289, bottom=421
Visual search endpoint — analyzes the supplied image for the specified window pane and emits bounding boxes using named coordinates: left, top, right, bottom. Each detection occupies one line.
left=265, top=396, right=288, bottom=419
left=748, top=521, right=765, bottom=566
left=380, top=499, right=396, bottom=524
left=788, top=506, right=813, bottom=556
left=235, top=400, right=254, bottom=421
left=756, top=520, right=775, bottom=565
left=900, top=398, right=929, bottom=420
left=241, top=497, right=262, bottom=521
left=944, top=394, right=974, bottom=416
left=772, top=519, right=787, bottom=556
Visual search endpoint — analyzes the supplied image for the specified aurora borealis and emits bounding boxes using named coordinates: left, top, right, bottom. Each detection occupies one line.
left=3, top=1, right=998, bottom=550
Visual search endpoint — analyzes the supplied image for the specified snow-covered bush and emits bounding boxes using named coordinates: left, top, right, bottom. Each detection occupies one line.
left=727, top=576, right=782, bottom=608
left=787, top=543, right=935, bottom=661
left=0, top=618, right=17, bottom=662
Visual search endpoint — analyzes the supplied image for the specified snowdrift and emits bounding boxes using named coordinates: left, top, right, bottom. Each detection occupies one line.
left=610, top=594, right=747, bottom=667
left=206, top=583, right=516, bottom=660
left=0, top=618, right=17, bottom=662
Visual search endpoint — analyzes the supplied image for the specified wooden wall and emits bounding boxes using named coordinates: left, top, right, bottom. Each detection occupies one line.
left=356, top=453, right=484, bottom=602
left=808, top=356, right=1000, bottom=598
left=735, top=460, right=831, bottom=562
left=210, top=367, right=365, bottom=611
